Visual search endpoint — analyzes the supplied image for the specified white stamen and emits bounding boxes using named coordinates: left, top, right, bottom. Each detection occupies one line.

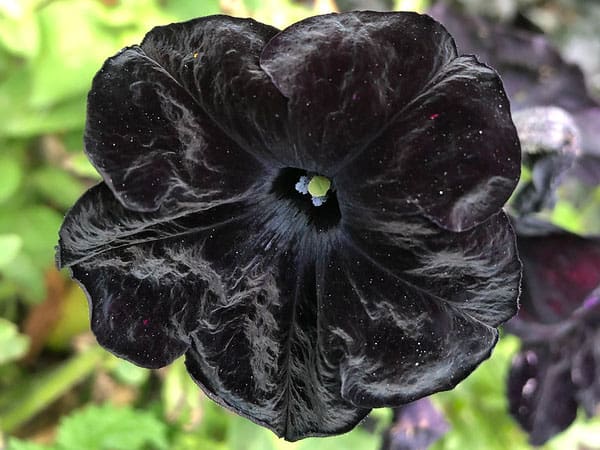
left=294, top=176, right=310, bottom=195
left=311, top=196, right=327, bottom=207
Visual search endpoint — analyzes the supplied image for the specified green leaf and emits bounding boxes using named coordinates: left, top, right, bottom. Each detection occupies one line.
left=30, top=3, right=119, bottom=108
left=45, top=285, right=90, bottom=351
left=0, top=317, right=29, bottom=364
left=0, top=68, right=86, bottom=137
left=31, top=167, right=85, bottom=210
left=170, top=435, right=228, bottom=450
left=55, top=404, right=168, bottom=450
left=431, top=335, right=530, bottom=450
left=6, top=438, right=53, bottom=450
left=0, top=346, right=106, bottom=432
left=0, top=205, right=63, bottom=270
left=0, top=253, right=46, bottom=303
left=0, top=204, right=62, bottom=302
left=551, top=200, right=583, bottom=233
left=167, top=397, right=232, bottom=449
left=161, top=0, right=221, bottom=21
left=172, top=395, right=230, bottom=445
left=0, top=0, right=42, bottom=58
left=296, top=426, right=380, bottom=450
left=519, top=165, right=532, bottom=184
left=67, top=153, right=101, bottom=180
left=225, top=412, right=382, bottom=450
left=551, top=183, right=600, bottom=235
left=243, top=0, right=262, bottom=12
left=91, top=0, right=168, bottom=30
left=0, top=205, right=50, bottom=303
left=226, top=415, right=278, bottom=450
left=0, top=234, right=22, bottom=268
left=162, top=358, right=203, bottom=427
left=0, top=155, right=22, bottom=203
left=108, top=358, right=150, bottom=387
left=247, top=0, right=313, bottom=28
left=395, top=0, right=430, bottom=12
left=0, top=0, right=45, bottom=18
left=547, top=414, right=600, bottom=449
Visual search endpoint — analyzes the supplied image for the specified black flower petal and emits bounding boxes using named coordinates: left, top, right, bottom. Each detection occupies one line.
left=508, top=347, right=578, bottom=446
left=59, top=12, right=522, bottom=441
left=513, top=219, right=600, bottom=323
left=84, top=17, right=281, bottom=212
left=58, top=182, right=250, bottom=367
left=338, top=56, right=520, bottom=232
left=261, top=12, right=519, bottom=231
left=320, top=215, right=518, bottom=408
left=261, top=12, right=457, bottom=174
left=183, top=244, right=370, bottom=441
left=60, top=181, right=518, bottom=439
left=571, top=323, right=600, bottom=417
left=506, top=217, right=600, bottom=444
left=140, top=16, right=290, bottom=164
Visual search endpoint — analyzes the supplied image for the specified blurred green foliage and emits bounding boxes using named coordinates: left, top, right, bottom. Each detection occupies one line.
left=0, top=0, right=599, bottom=449
left=7, top=403, right=169, bottom=450
left=0, top=319, right=29, bottom=365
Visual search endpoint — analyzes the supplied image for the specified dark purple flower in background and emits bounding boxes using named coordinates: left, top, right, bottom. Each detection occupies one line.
left=57, top=12, right=521, bottom=440
left=430, top=4, right=600, bottom=190
left=381, top=398, right=449, bottom=450
left=428, top=4, right=598, bottom=115
left=506, top=217, right=600, bottom=445
left=509, top=106, right=580, bottom=216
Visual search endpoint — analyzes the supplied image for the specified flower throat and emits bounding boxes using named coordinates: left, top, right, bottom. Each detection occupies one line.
left=271, top=168, right=341, bottom=230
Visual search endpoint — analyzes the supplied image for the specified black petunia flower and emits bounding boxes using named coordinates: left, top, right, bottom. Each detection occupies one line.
left=57, top=12, right=521, bottom=440
left=506, top=217, right=600, bottom=445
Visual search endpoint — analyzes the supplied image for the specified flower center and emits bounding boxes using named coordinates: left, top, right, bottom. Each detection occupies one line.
left=295, top=174, right=332, bottom=207
left=270, top=168, right=341, bottom=231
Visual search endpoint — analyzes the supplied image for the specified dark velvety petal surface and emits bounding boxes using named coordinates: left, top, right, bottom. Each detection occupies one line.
left=61, top=11, right=526, bottom=442
left=85, top=43, right=264, bottom=212
left=260, top=11, right=457, bottom=173
left=140, top=16, right=290, bottom=164
left=516, top=227, right=600, bottom=323
left=58, top=173, right=520, bottom=442
left=178, top=210, right=370, bottom=440
left=58, top=183, right=252, bottom=367
left=72, top=262, right=194, bottom=368
left=182, top=212, right=518, bottom=440
left=338, top=56, right=520, bottom=232
left=317, top=213, right=519, bottom=408
left=508, top=347, right=578, bottom=446
left=59, top=182, right=367, bottom=439
left=184, top=244, right=369, bottom=441
left=572, top=327, right=600, bottom=417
